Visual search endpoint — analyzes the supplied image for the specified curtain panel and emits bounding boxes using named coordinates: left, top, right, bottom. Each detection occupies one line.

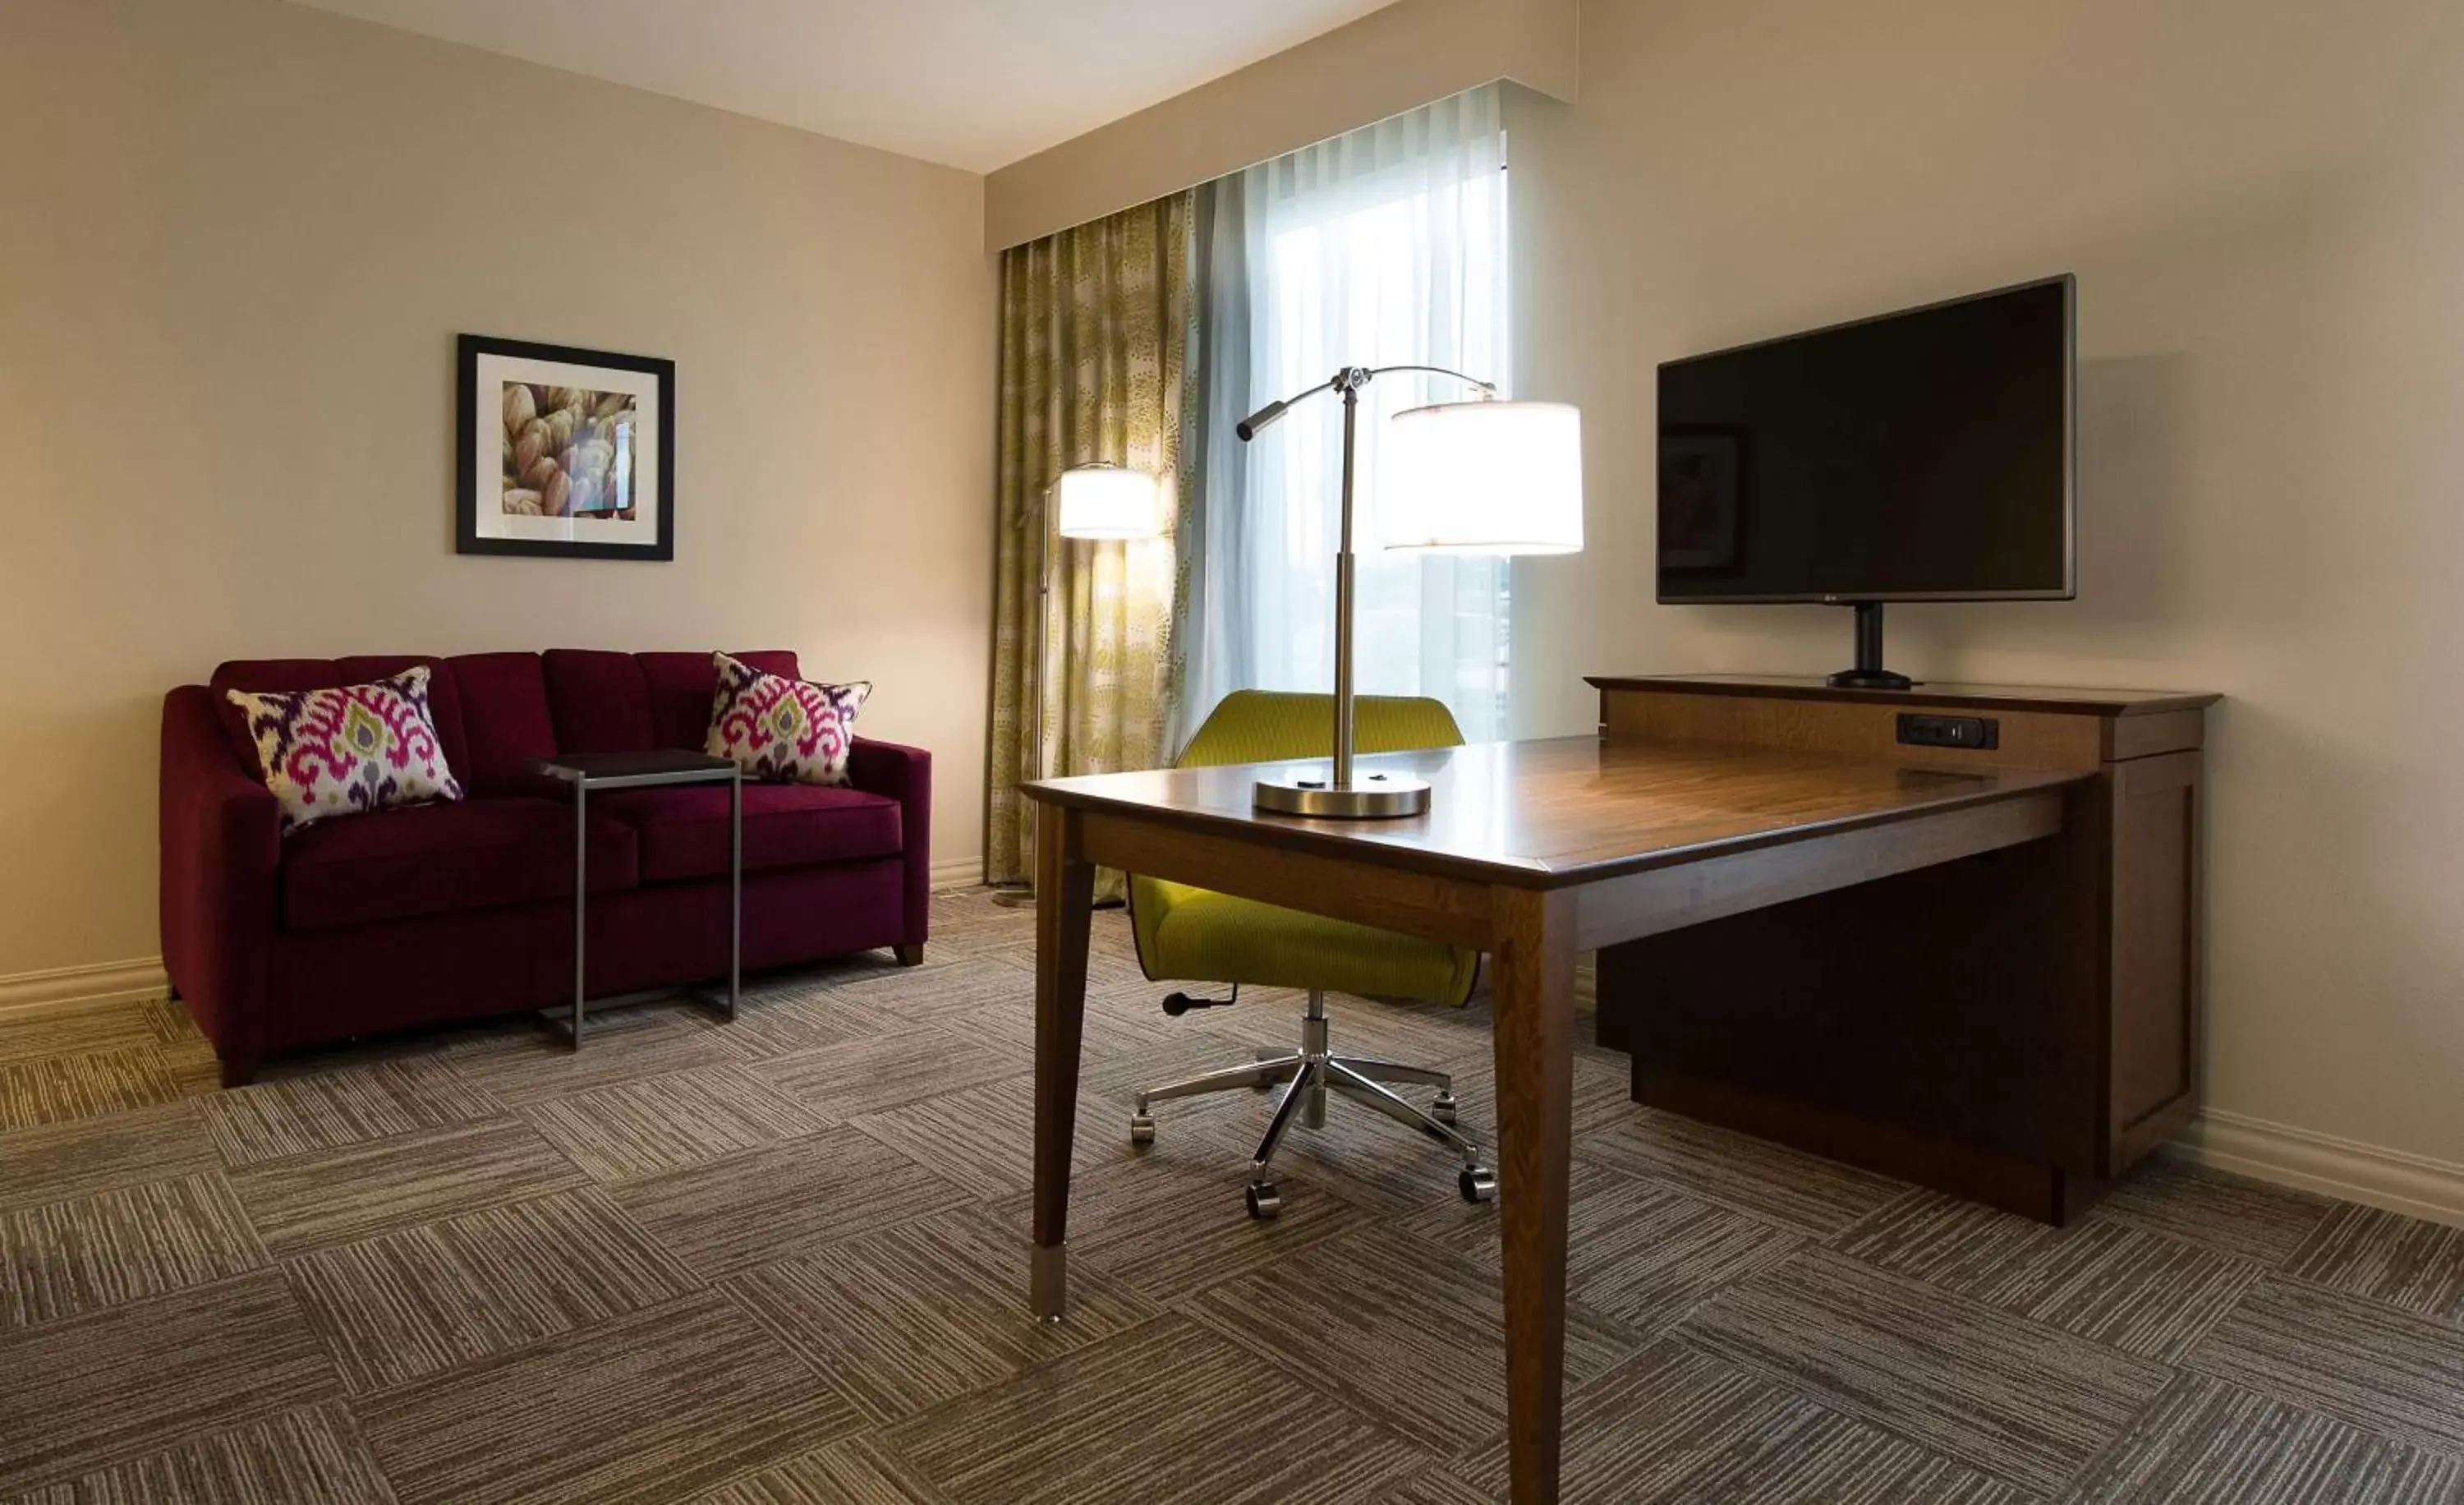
left=986, top=193, right=1198, bottom=889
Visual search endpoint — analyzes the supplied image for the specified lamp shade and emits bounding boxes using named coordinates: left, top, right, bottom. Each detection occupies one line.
left=1053, top=464, right=1161, bottom=539
left=1378, top=400, right=1583, bottom=554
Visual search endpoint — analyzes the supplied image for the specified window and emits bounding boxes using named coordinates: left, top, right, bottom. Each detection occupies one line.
left=1183, top=86, right=1513, bottom=745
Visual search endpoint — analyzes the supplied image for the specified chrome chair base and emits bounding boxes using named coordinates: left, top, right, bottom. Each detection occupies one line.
left=1130, top=990, right=1497, bottom=1219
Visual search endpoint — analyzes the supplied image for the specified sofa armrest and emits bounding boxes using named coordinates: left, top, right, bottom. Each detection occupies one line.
left=847, top=736, right=931, bottom=949
left=159, top=685, right=280, bottom=1081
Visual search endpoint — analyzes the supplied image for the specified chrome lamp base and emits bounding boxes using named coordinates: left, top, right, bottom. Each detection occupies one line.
left=1252, top=771, right=1432, bottom=819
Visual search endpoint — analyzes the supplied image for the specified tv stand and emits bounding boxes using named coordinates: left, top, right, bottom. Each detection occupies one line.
left=1826, top=601, right=1914, bottom=689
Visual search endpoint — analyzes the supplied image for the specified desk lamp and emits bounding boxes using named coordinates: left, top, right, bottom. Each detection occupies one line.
left=1239, top=366, right=1582, bottom=817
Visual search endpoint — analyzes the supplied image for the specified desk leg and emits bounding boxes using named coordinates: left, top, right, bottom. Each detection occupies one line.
left=1030, top=804, right=1093, bottom=1322
left=1491, top=887, right=1575, bottom=1504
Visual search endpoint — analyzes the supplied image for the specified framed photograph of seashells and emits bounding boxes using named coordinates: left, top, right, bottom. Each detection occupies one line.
left=456, top=334, right=675, bottom=560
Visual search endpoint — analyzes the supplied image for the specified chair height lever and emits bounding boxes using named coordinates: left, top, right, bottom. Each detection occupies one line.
left=1161, top=986, right=1239, bottom=1017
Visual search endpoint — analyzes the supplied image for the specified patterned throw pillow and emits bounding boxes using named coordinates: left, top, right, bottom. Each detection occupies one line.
left=705, top=651, right=871, bottom=785
left=225, top=666, right=464, bottom=834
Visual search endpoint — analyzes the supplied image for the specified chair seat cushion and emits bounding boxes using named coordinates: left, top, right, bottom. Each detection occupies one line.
left=595, top=783, right=902, bottom=882
left=1138, top=883, right=1479, bottom=1005
left=283, top=796, right=637, bottom=931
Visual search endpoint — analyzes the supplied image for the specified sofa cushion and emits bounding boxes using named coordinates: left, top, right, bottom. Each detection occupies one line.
left=542, top=649, right=656, bottom=753
left=638, top=650, right=799, bottom=751
left=595, top=783, right=902, bottom=882
left=283, top=795, right=637, bottom=931
left=446, top=652, right=560, bottom=796
left=226, top=667, right=465, bottom=835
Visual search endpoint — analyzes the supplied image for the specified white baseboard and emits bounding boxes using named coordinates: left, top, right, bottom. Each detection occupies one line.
left=2169, top=1107, right=2464, bottom=1231
left=0, top=958, right=172, bottom=1019
left=931, top=855, right=984, bottom=891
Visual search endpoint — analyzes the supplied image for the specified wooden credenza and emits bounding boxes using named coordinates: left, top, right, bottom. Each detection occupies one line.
left=1588, top=673, right=2219, bottom=1222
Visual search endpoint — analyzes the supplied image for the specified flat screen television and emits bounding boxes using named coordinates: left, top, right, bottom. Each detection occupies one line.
left=1655, top=274, right=2076, bottom=688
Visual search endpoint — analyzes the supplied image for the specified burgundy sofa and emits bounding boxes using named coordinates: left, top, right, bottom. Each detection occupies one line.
left=160, top=649, right=930, bottom=1084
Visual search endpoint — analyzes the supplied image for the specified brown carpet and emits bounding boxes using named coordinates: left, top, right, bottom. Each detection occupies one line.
left=2, top=890, right=2462, bottom=1503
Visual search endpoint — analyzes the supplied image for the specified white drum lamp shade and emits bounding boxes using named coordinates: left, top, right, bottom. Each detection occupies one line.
left=1053, top=463, right=1161, bottom=540
left=1378, top=400, right=1584, bottom=555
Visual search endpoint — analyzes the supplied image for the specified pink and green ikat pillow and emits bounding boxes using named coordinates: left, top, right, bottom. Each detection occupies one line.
left=225, top=665, right=464, bottom=834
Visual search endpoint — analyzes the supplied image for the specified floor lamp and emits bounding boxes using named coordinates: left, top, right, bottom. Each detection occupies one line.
left=1239, top=366, right=1583, bottom=818
left=993, top=463, right=1163, bottom=909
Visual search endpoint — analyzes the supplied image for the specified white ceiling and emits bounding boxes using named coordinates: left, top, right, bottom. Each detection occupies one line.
left=288, top=0, right=1402, bottom=173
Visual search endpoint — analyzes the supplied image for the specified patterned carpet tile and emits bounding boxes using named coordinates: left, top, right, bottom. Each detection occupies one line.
left=0, top=1271, right=343, bottom=1498
left=609, top=1130, right=972, bottom=1277
left=725, top=1204, right=1154, bottom=1425
left=1188, top=1223, right=1640, bottom=1453
left=1681, top=1248, right=2174, bottom=1496
left=285, top=1187, right=701, bottom=1393
left=2184, top=1276, right=2464, bottom=1458
left=0, top=1103, right=218, bottom=1217
left=845, top=1072, right=1125, bottom=1203
left=1581, top=1108, right=1909, bottom=1238
left=692, top=1434, right=954, bottom=1505
left=0, top=1171, right=265, bottom=1332
left=444, top=1007, right=740, bottom=1106
left=1457, top=1337, right=2022, bottom=1503
left=0, top=1046, right=186, bottom=1130
left=707, top=983, right=886, bottom=1061
left=9, top=894, right=2464, bottom=1503
left=0, top=1001, right=172, bottom=1067
left=2059, top=1374, right=2464, bottom=1504
left=200, top=1058, right=502, bottom=1167
left=2283, top=1203, right=2464, bottom=1325
left=2088, top=1158, right=2335, bottom=1267
left=887, top=1315, right=1431, bottom=1505
left=1409, top=1159, right=1806, bottom=1333
left=821, top=957, right=1046, bottom=1028
left=745, top=1026, right=1021, bottom=1125
left=0, top=1402, right=398, bottom=1505
left=355, top=1290, right=862, bottom=1505
left=226, top=1118, right=587, bottom=1256
left=1832, top=1190, right=2264, bottom=1360
left=990, top=1147, right=1364, bottom=1304
left=517, top=1064, right=828, bottom=1181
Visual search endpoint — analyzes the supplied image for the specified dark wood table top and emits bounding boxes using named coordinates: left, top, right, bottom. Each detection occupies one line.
left=1585, top=672, right=2221, bottom=717
left=1024, top=735, right=2089, bottom=891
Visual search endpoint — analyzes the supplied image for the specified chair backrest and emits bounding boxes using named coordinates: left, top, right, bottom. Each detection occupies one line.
left=1175, top=690, right=1464, bottom=769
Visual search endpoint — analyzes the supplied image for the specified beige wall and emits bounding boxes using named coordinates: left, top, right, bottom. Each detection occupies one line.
left=983, top=0, right=1579, bottom=251
left=0, top=0, right=995, bottom=978
left=1503, top=0, right=2464, bottom=1166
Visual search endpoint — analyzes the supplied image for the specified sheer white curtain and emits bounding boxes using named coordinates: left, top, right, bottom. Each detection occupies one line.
left=1179, top=86, right=1511, bottom=748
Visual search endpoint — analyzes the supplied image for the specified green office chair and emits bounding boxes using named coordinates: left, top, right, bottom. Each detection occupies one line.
left=1126, top=689, right=1496, bottom=1218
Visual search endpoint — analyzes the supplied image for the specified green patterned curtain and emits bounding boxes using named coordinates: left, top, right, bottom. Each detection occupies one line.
left=987, top=193, right=1196, bottom=891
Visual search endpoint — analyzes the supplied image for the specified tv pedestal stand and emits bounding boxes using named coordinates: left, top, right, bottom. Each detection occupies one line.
left=1827, top=601, right=1915, bottom=690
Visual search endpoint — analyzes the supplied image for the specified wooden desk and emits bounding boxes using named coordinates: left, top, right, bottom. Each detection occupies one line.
left=1023, top=736, right=2089, bottom=1504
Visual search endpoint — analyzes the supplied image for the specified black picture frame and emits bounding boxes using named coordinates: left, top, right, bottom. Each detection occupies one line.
left=456, top=333, right=676, bottom=561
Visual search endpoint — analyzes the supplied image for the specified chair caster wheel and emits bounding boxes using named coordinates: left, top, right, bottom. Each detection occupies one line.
left=1459, top=1166, right=1497, bottom=1203
left=1245, top=1181, right=1283, bottom=1220
left=1129, top=1113, right=1155, bottom=1146
left=1432, top=1093, right=1459, bottom=1125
